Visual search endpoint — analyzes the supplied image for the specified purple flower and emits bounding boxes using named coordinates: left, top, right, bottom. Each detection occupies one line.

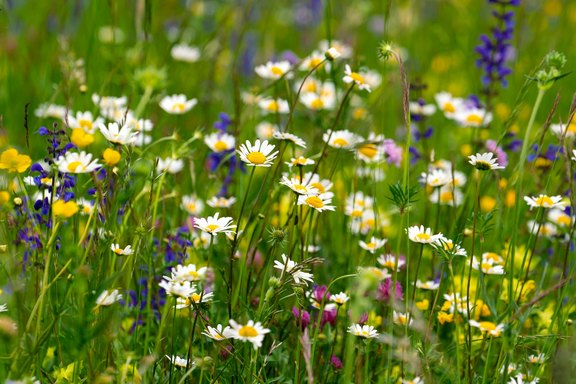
left=331, top=355, right=343, bottom=370
left=486, top=140, right=508, bottom=167
left=376, top=278, right=403, bottom=302
left=292, top=306, right=311, bottom=330
left=382, top=139, right=402, bottom=167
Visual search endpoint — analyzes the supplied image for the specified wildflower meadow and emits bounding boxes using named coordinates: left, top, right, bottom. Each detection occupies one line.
left=1, top=0, right=576, bottom=383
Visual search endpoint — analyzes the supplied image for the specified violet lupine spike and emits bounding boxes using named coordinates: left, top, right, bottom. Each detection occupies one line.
left=475, top=0, right=520, bottom=90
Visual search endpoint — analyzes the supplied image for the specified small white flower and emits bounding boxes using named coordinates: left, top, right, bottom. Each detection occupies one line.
left=359, top=237, right=387, bottom=254
left=435, top=92, right=464, bottom=119
left=527, top=353, right=546, bottom=364
left=393, top=311, right=413, bottom=326
left=420, top=169, right=452, bottom=188
left=95, top=289, right=122, bottom=306
left=92, top=94, right=127, bottom=111
left=330, top=292, right=349, bottom=305
left=35, top=103, right=67, bottom=119
left=468, top=152, right=505, bottom=170
left=204, top=133, right=236, bottom=153
left=181, top=195, right=204, bottom=216
left=66, top=111, right=103, bottom=134
left=279, top=175, right=319, bottom=195
left=550, top=121, right=576, bottom=139
left=257, top=98, right=290, bottom=114
left=323, top=129, right=361, bottom=149
left=206, top=196, right=236, bottom=208
left=409, top=101, right=436, bottom=116
left=171, top=43, right=201, bottom=62
left=416, top=280, right=440, bottom=290
left=166, top=355, right=193, bottom=369
left=225, top=319, right=270, bottom=350
left=524, top=194, right=566, bottom=210
left=299, top=92, right=336, bottom=111
left=377, top=254, right=405, bottom=271
left=273, top=130, right=307, bottom=148
left=255, top=60, right=293, bottom=80
left=0, top=303, right=7, bottom=312
left=98, top=122, right=136, bottom=145
left=286, top=156, right=315, bottom=168
left=297, top=193, right=336, bottom=212
left=255, top=121, right=277, bottom=139
left=342, top=65, right=371, bottom=92
left=324, top=47, right=341, bottom=61
left=455, top=108, right=492, bottom=127
left=469, top=320, right=504, bottom=337
left=347, top=324, right=379, bottom=338
left=202, top=324, right=231, bottom=340
left=170, top=264, right=208, bottom=282
left=159, top=277, right=196, bottom=298
left=194, top=212, right=236, bottom=236
left=159, top=94, right=197, bottom=114
left=472, top=256, right=505, bottom=275
left=406, top=225, right=443, bottom=244
left=110, top=244, right=133, bottom=255
left=237, top=139, right=279, bottom=167
left=157, top=157, right=184, bottom=174
left=273, top=254, right=314, bottom=286
left=175, top=290, right=214, bottom=308
left=55, top=151, right=101, bottom=174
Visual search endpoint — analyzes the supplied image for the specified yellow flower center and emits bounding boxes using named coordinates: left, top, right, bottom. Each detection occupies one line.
left=188, top=270, right=199, bottom=279
left=238, top=325, right=258, bottom=337
left=350, top=72, right=365, bottom=84
left=310, top=98, right=324, bottom=109
left=535, top=196, right=554, bottom=206
left=358, top=144, right=378, bottom=158
left=351, top=209, right=363, bottom=218
left=190, top=293, right=202, bottom=302
left=466, top=114, right=483, bottom=124
left=267, top=101, right=279, bottom=112
left=206, top=224, right=220, bottom=232
left=293, top=184, right=307, bottom=192
left=310, top=182, right=325, bottom=194
left=270, top=66, right=284, bottom=76
left=366, top=242, right=376, bottom=249
left=114, top=248, right=123, bottom=255
left=484, top=253, right=501, bottom=262
left=481, top=262, right=492, bottom=272
left=415, top=233, right=431, bottom=241
left=479, top=321, right=497, bottom=331
left=305, top=82, right=317, bottom=93
left=309, top=58, right=322, bottom=68
left=172, top=103, right=186, bottom=112
left=40, top=177, right=53, bottom=185
left=305, top=195, right=324, bottom=209
left=187, top=203, right=196, bottom=212
left=443, top=102, right=456, bottom=113
left=246, top=151, right=266, bottom=164
left=383, top=261, right=395, bottom=269
left=67, top=161, right=86, bottom=172
left=78, top=119, right=93, bottom=130
left=213, top=140, right=228, bottom=152
left=557, top=215, right=571, bottom=226
left=567, top=122, right=576, bottom=133
left=333, top=138, right=348, bottom=147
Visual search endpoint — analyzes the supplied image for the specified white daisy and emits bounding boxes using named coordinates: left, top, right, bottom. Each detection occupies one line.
left=416, top=280, right=440, bottom=290
left=55, top=151, right=101, bottom=174
left=299, top=91, right=336, bottom=111
left=202, top=324, right=231, bottom=340
left=166, top=355, right=192, bottom=369
left=273, top=254, right=314, bottom=286
left=347, top=324, right=379, bottom=338
left=434, top=92, right=464, bottom=119
left=255, top=121, right=277, bottom=139
left=95, top=289, right=122, bottom=306
left=286, top=156, right=315, bottom=168
left=159, top=94, right=197, bottom=114
left=224, top=319, right=270, bottom=350
left=181, top=195, right=204, bottom=216
left=159, top=277, right=196, bottom=298
left=273, top=130, right=307, bottom=148
left=455, top=108, right=492, bottom=128
left=323, top=129, right=361, bottom=149
left=469, top=320, right=504, bottom=337
left=468, top=152, right=505, bottom=170
left=175, top=290, right=214, bottom=308
left=194, top=212, right=236, bottom=236
left=237, top=139, right=279, bottom=167
left=279, top=175, right=318, bottom=195
left=330, top=292, right=349, bottom=306
left=254, top=60, right=293, bottom=80
left=524, top=194, right=566, bottom=210
left=393, top=311, right=413, bottom=326
left=257, top=98, right=290, bottom=114
left=110, top=244, right=133, bottom=255
left=472, top=256, right=505, bottom=275
left=171, top=43, right=201, bottom=63
left=206, top=196, right=236, bottom=208
left=157, top=157, right=184, bottom=174
left=359, top=237, right=387, bottom=254
left=170, top=264, right=207, bottom=282
left=66, top=111, right=103, bottom=134
left=297, top=192, right=335, bottom=212
left=299, top=51, right=326, bottom=71
left=428, top=186, right=464, bottom=207
left=35, top=103, right=67, bottom=119
left=204, top=132, right=236, bottom=153
left=377, top=254, right=405, bottom=271
left=421, top=169, right=452, bottom=188
left=98, top=122, right=136, bottom=145
left=406, top=225, right=443, bottom=244
left=550, top=121, right=576, bottom=139
left=409, top=101, right=437, bottom=116
left=342, top=65, right=371, bottom=92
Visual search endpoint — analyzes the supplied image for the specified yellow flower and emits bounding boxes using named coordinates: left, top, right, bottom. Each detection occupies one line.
left=460, top=144, right=472, bottom=157
left=70, top=128, right=94, bottom=148
left=53, top=362, right=78, bottom=381
left=480, top=196, right=496, bottom=212
left=103, top=148, right=121, bottom=166
left=437, top=312, right=454, bottom=324
left=473, top=300, right=491, bottom=320
left=0, top=148, right=32, bottom=173
left=52, top=200, right=79, bottom=218
left=0, top=191, right=10, bottom=205
left=119, top=363, right=142, bottom=384
left=505, top=190, right=515, bottom=208
left=416, top=299, right=429, bottom=311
